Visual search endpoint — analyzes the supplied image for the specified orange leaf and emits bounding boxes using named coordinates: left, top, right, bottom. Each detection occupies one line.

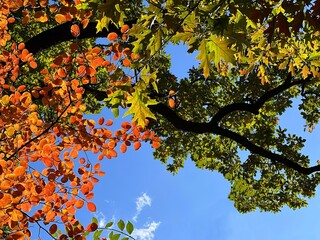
left=87, top=202, right=96, bottom=212
left=98, top=117, right=104, bottom=125
left=39, top=0, right=48, bottom=7
left=20, top=202, right=32, bottom=212
left=20, top=91, right=32, bottom=108
left=152, top=141, right=160, bottom=149
left=17, top=85, right=26, bottom=92
left=45, top=209, right=56, bottom=223
left=97, top=171, right=105, bottom=177
left=71, top=24, right=80, bottom=37
left=1, top=180, right=12, bottom=191
left=94, top=163, right=100, bottom=171
left=120, top=143, right=127, bottom=153
left=108, top=149, right=118, bottom=158
left=18, top=43, right=25, bottom=50
left=79, top=158, right=86, bottom=164
left=57, top=68, right=67, bottom=78
left=75, top=199, right=84, bottom=209
left=82, top=19, right=89, bottom=28
left=70, top=148, right=79, bottom=159
left=91, top=57, right=104, bottom=69
left=123, top=58, right=131, bottom=67
left=7, top=232, right=24, bottom=240
left=77, top=65, right=86, bottom=76
left=13, top=166, right=26, bottom=177
left=7, top=17, right=15, bottom=23
left=81, top=184, right=90, bottom=195
left=121, top=24, right=129, bottom=33
left=168, top=98, right=175, bottom=108
left=106, top=119, right=113, bottom=126
left=121, top=121, right=131, bottom=130
left=107, top=32, right=118, bottom=41
left=9, top=209, right=24, bottom=221
left=134, top=141, right=141, bottom=150
left=29, top=61, right=37, bottom=69
left=55, top=14, right=67, bottom=24
left=44, top=182, right=56, bottom=196
left=131, top=52, right=140, bottom=60
left=0, top=193, right=12, bottom=208
left=85, top=192, right=94, bottom=200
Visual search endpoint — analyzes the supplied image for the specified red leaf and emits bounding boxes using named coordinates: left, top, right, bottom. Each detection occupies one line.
left=49, top=224, right=58, bottom=234
left=86, top=222, right=98, bottom=232
left=98, top=117, right=104, bottom=125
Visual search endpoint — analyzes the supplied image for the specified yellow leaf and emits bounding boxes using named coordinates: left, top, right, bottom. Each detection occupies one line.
left=9, top=209, right=24, bottom=221
left=6, top=126, right=15, bottom=138
left=1, top=95, right=10, bottom=105
left=302, top=65, right=309, bottom=79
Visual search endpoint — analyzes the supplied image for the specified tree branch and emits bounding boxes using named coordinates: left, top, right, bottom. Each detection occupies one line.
left=150, top=102, right=320, bottom=175
left=210, top=75, right=306, bottom=123
left=25, top=20, right=136, bottom=54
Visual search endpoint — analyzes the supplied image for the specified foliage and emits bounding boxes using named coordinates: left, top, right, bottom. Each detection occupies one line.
left=1, top=0, right=320, bottom=238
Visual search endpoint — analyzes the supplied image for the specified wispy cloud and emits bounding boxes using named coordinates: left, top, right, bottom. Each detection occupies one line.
left=132, top=221, right=161, bottom=240
left=94, top=211, right=115, bottom=228
left=133, top=193, right=152, bottom=222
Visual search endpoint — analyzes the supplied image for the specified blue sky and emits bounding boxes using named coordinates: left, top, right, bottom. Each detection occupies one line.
left=68, top=44, right=320, bottom=240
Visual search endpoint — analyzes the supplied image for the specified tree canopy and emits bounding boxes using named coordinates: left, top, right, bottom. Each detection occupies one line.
left=1, top=0, right=320, bottom=238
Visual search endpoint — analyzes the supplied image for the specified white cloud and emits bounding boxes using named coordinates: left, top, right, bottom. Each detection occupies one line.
left=132, top=221, right=161, bottom=240
left=94, top=211, right=107, bottom=228
left=133, top=193, right=152, bottom=222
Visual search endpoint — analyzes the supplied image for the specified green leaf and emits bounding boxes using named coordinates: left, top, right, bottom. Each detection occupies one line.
left=112, top=107, right=119, bottom=118
left=117, top=219, right=125, bottom=231
left=110, top=233, right=120, bottom=240
left=91, top=217, right=98, bottom=224
left=93, top=230, right=103, bottom=240
left=123, top=89, right=158, bottom=126
left=140, top=66, right=158, bottom=92
left=196, top=39, right=212, bottom=78
left=126, top=221, right=134, bottom=235
left=105, top=222, right=114, bottom=228
left=207, top=35, right=236, bottom=66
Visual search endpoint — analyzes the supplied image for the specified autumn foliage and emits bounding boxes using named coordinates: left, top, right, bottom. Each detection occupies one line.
left=0, top=0, right=160, bottom=239
left=2, top=0, right=320, bottom=238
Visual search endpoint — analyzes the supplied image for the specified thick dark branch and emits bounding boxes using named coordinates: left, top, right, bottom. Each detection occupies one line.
left=150, top=103, right=320, bottom=175
left=210, top=75, right=306, bottom=123
left=25, top=20, right=136, bottom=54
left=82, top=85, right=107, bottom=101
left=214, top=127, right=320, bottom=175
